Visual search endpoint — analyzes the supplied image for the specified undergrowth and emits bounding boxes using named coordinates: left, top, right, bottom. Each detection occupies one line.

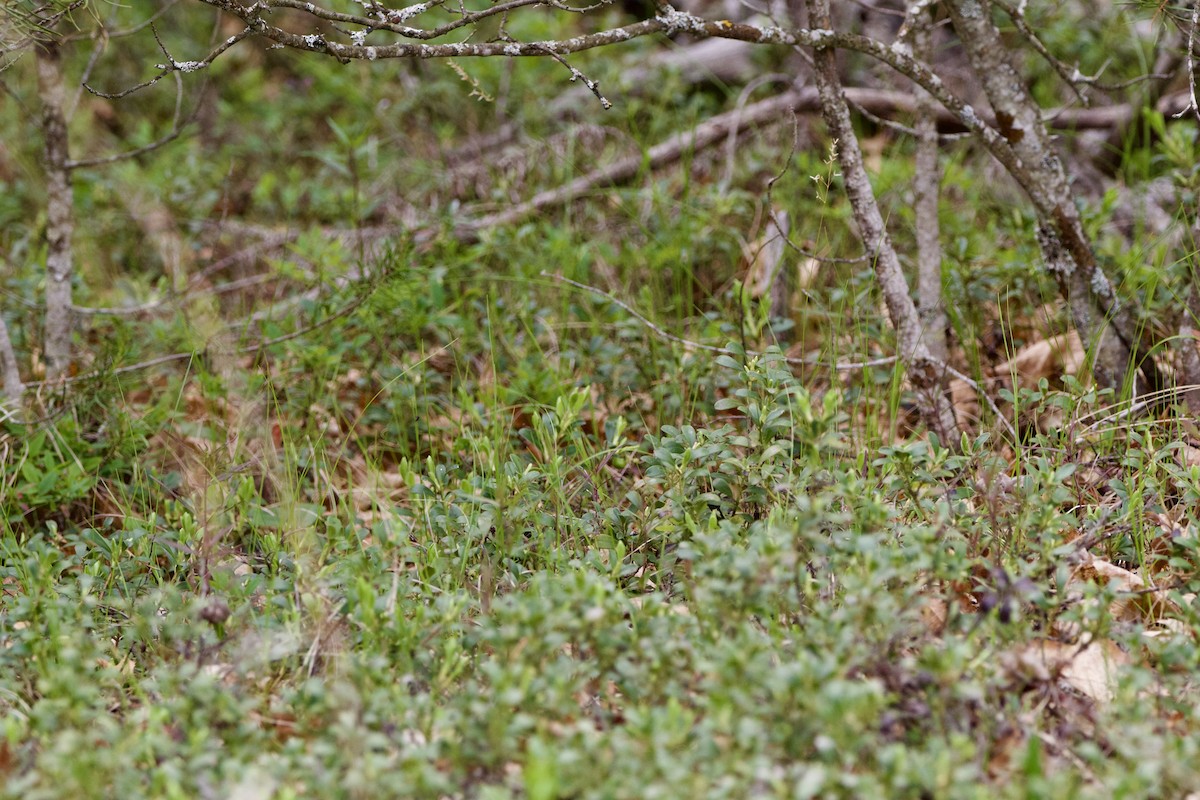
left=5, top=5, right=1200, bottom=797
left=6, top=245, right=1200, bottom=797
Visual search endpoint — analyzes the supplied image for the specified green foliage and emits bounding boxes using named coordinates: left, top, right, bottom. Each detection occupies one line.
left=8, top=1, right=1200, bottom=796
left=9, top=283, right=1200, bottom=796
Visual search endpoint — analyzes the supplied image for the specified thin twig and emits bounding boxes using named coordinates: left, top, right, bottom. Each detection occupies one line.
left=941, top=364, right=1017, bottom=441
left=1180, top=2, right=1200, bottom=123
left=83, top=24, right=253, bottom=99
left=844, top=93, right=970, bottom=142
left=539, top=46, right=611, bottom=109
left=721, top=72, right=795, bottom=190
left=1071, top=383, right=1200, bottom=441
left=68, top=72, right=195, bottom=169
left=542, top=271, right=896, bottom=370
left=60, top=0, right=181, bottom=43
left=993, top=0, right=1089, bottom=105
left=20, top=289, right=370, bottom=391
left=543, top=272, right=1020, bottom=438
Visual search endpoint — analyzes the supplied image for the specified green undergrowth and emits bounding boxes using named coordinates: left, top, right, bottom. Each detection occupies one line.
left=6, top=301, right=1200, bottom=796
left=7, top=3, right=1200, bottom=796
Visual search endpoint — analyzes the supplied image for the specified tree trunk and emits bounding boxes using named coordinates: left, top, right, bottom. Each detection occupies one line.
left=945, top=0, right=1161, bottom=397
left=36, top=36, right=75, bottom=383
left=0, top=314, right=22, bottom=408
left=910, top=4, right=949, bottom=363
left=807, top=0, right=960, bottom=446
left=1180, top=267, right=1200, bottom=415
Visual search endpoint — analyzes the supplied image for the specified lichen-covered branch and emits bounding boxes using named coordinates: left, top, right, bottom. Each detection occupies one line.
left=945, top=0, right=1161, bottom=396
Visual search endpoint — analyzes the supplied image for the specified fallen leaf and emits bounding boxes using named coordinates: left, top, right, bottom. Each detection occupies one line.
left=920, top=596, right=949, bottom=635
left=1070, top=551, right=1179, bottom=623
left=745, top=208, right=790, bottom=300
left=994, top=331, right=1084, bottom=383
left=1010, top=638, right=1130, bottom=704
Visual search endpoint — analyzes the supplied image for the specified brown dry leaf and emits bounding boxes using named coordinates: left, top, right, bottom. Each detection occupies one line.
left=1011, top=639, right=1130, bottom=704
left=994, top=331, right=1085, bottom=383
left=985, top=727, right=1026, bottom=780
left=1061, top=640, right=1129, bottom=704
left=920, top=596, right=949, bottom=635
left=1075, top=553, right=1144, bottom=590
left=1177, top=444, right=1200, bottom=468
left=1142, top=618, right=1192, bottom=641
left=948, top=377, right=980, bottom=428
left=1006, top=641, right=1054, bottom=684
left=797, top=256, right=821, bottom=291
left=861, top=132, right=887, bottom=173
left=1007, top=302, right=1062, bottom=345
left=1072, top=464, right=1109, bottom=496
left=249, top=710, right=302, bottom=743
left=1150, top=511, right=1193, bottom=543
left=1135, top=512, right=1192, bottom=576
left=1071, top=551, right=1179, bottom=623
left=744, top=208, right=790, bottom=300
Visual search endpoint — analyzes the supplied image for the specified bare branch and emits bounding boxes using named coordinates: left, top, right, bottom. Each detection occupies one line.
left=68, top=72, right=195, bottom=169
left=1178, top=2, right=1200, bottom=123
left=268, top=0, right=595, bottom=41
left=538, top=46, right=611, bottom=108
left=63, top=0, right=182, bottom=42
left=189, top=2, right=671, bottom=60
left=66, top=22, right=108, bottom=121
left=992, top=0, right=1089, bottom=105
left=84, top=24, right=252, bottom=98
left=36, top=36, right=75, bottom=381
left=20, top=287, right=371, bottom=390
left=946, top=0, right=1163, bottom=397
left=460, top=85, right=814, bottom=233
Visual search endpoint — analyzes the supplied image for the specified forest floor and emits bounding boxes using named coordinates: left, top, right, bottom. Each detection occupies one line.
left=5, top=8, right=1200, bottom=797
